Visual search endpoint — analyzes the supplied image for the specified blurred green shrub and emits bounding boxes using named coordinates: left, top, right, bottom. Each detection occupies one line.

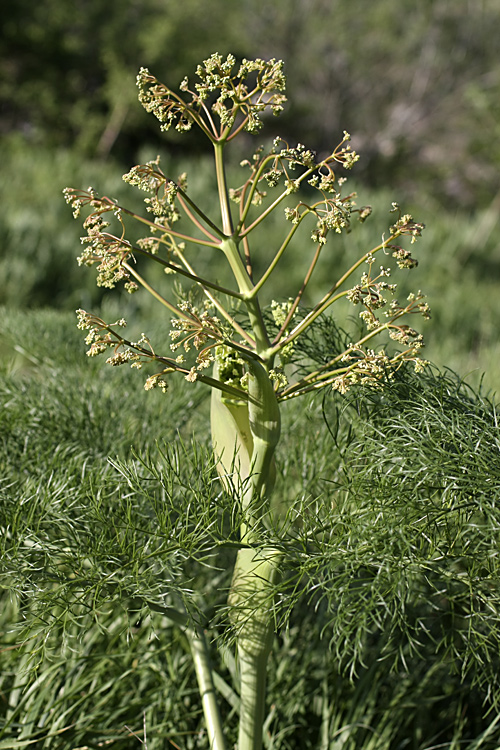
left=2, top=0, right=500, bottom=206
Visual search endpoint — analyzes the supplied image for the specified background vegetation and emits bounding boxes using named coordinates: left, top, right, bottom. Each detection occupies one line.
left=2, top=0, right=500, bottom=747
left=3, top=0, right=500, bottom=206
left=2, top=0, right=500, bottom=389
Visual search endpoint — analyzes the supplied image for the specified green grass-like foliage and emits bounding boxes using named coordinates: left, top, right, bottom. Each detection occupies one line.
left=2, top=309, right=500, bottom=748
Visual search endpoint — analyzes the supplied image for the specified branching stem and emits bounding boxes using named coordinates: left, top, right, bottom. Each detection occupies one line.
left=214, top=142, right=234, bottom=236
left=271, top=234, right=401, bottom=354
left=126, top=242, right=243, bottom=299
left=118, top=204, right=220, bottom=248
left=122, top=262, right=188, bottom=317
left=250, top=218, right=304, bottom=297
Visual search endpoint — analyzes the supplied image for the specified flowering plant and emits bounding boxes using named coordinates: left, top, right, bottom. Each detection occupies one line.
left=64, top=53, right=428, bottom=750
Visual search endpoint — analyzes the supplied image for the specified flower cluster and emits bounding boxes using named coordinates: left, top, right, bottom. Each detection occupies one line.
left=341, top=205, right=430, bottom=357
left=347, top=262, right=397, bottom=328
left=331, top=132, right=359, bottom=170
left=137, top=54, right=287, bottom=139
left=76, top=210, right=134, bottom=289
left=332, top=342, right=426, bottom=395
left=63, top=186, right=100, bottom=218
left=311, top=194, right=356, bottom=242
left=202, top=55, right=287, bottom=134
left=388, top=324, right=424, bottom=348
left=390, top=205, right=425, bottom=243
left=76, top=310, right=180, bottom=393
left=169, top=302, right=224, bottom=374
left=67, top=54, right=431, bottom=412
left=273, top=140, right=317, bottom=169
left=144, top=373, right=170, bottom=392
left=390, top=246, right=419, bottom=269
left=137, top=68, right=196, bottom=133
left=123, top=157, right=183, bottom=226
left=214, top=344, right=249, bottom=396
left=229, top=133, right=360, bottom=251
left=262, top=169, right=283, bottom=188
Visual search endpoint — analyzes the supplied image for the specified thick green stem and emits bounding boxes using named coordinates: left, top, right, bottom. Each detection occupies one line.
left=232, top=400, right=280, bottom=750
left=242, top=357, right=280, bottom=538
left=213, top=139, right=270, bottom=356
left=229, top=547, right=281, bottom=750
left=188, top=626, right=227, bottom=750
left=211, top=369, right=254, bottom=491
left=220, top=238, right=270, bottom=355
left=210, top=357, right=279, bottom=518
left=237, top=647, right=269, bottom=750
left=213, top=354, right=281, bottom=750
left=146, top=604, right=226, bottom=749
left=212, top=138, right=282, bottom=749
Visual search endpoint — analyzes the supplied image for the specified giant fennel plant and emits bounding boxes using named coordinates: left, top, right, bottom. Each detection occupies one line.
left=63, top=54, right=430, bottom=750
